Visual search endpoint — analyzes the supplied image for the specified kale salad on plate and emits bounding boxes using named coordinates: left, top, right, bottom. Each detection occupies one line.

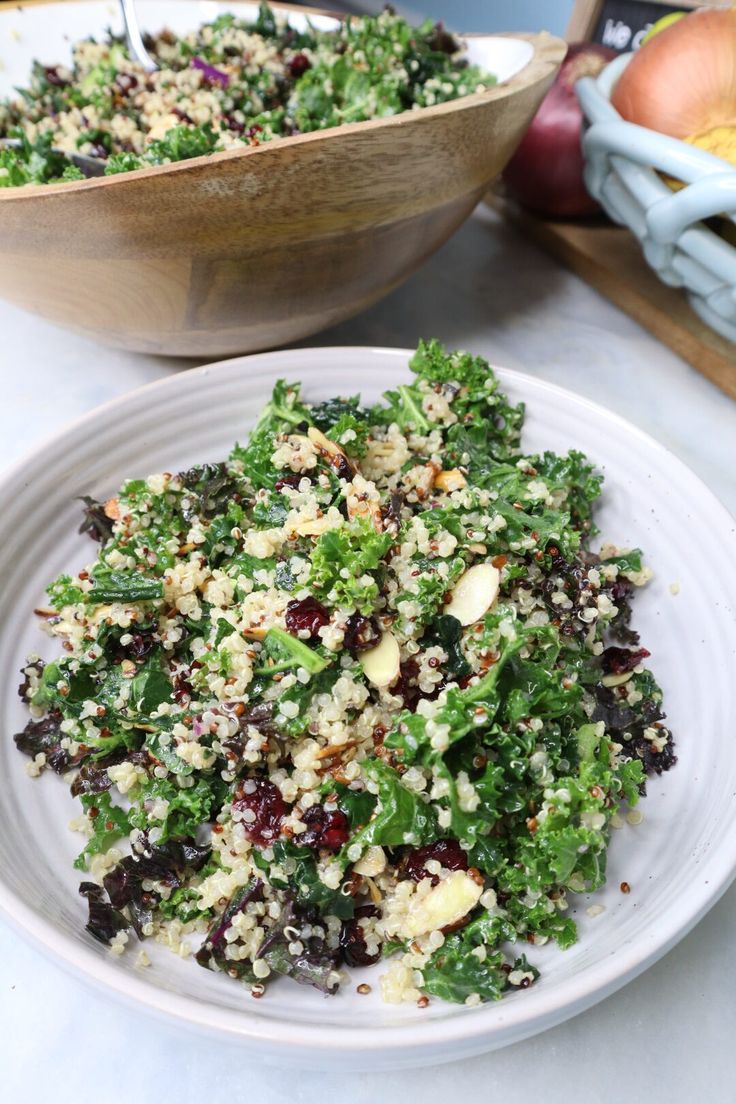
left=14, top=341, right=676, bottom=1007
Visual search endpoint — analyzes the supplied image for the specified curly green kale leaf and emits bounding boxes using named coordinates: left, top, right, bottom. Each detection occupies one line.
left=422, top=937, right=538, bottom=1004
left=257, top=840, right=355, bottom=919
left=341, top=759, right=437, bottom=859
left=74, top=793, right=132, bottom=871
left=230, top=378, right=312, bottom=492
left=413, top=339, right=524, bottom=456
left=309, top=517, right=392, bottom=614
left=128, top=776, right=227, bottom=842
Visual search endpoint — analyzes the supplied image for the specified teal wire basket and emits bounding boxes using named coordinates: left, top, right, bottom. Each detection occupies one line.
left=577, top=55, right=736, bottom=344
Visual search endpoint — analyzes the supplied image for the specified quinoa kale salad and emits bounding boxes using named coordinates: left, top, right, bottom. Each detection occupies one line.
left=14, top=341, right=676, bottom=1007
left=0, top=4, right=494, bottom=187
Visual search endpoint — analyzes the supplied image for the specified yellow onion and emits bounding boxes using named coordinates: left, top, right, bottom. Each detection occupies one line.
left=612, top=8, right=736, bottom=139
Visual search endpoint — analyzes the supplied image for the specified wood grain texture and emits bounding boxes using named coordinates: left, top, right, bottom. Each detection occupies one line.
left=488, top=192, right=736, bottom=400
left=0, top=8, right=565, bottom=357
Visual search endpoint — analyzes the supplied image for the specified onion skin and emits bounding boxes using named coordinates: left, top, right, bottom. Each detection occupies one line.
left=502, top=43, right=616, bottom=219
left=612, top=9, right=736, bottom=139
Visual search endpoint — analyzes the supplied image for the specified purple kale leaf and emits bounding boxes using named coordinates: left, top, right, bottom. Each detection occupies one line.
left=78, top=496, right=115, bottom=543
left=104, top=837, right=211, bottom=938
left=257, top=894, right=341, bottom=995
left=13, top=710, right=85, bottom=774
left=220, top=701, right=279, bottom=767
left=196, top=878, right=264, bottom=980
left=592, top=687, right=676, bottom=777
left=17, top=658, right=44, bottom=701
left=601, top=646, right=650, bottom=676
left=79, top=882, right=129, bottom=944
left=70, top=751, right=133, bottom=797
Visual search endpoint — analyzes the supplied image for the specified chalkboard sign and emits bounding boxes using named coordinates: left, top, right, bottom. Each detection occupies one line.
left=594, top=1, right=685, bottom=50
left=566, top=0, right=727, bottom=49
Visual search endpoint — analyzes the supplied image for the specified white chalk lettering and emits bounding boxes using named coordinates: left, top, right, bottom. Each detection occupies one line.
left=601, top=18, right=633, bottom=50
left=632, top=23, right=654, bottom=50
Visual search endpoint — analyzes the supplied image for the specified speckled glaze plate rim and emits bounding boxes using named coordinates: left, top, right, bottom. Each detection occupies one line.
left=1, top=346, right=735, bottom=1066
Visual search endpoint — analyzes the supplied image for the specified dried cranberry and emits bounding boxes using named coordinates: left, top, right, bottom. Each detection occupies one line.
left=343, top=612, right=381, bottom=654
left=274, top=473, right=302, bottom=492
left=223, top=114, right=245, bottom=135
left=44, top=66, right=68, bottom=87
left=392, top=658, right=421, bottom=711
left=126, top=631, right=156, bottom=660
left=403, top=840, right=468, bottom=886
left=173, top=672, right=194, bottom=705
left=233, top=779, right=285, bottom=847
left=340, top=905, right=380, bottom=967
left=297, top=805, right=349, bottom=851
left=172, top=106, right=194, bottom=125
left=610, top=578, right=633, bottom=604
left=285, top=597, right=330, bottom=639
left=288, top=53, right=312, bottom=79
left=601, top=646, right=650, bottom=675
left=115, top=72, right=138, bottom=94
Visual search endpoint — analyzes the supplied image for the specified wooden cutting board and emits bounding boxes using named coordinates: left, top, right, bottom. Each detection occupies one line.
left=487, top=192, right=736, bottom=401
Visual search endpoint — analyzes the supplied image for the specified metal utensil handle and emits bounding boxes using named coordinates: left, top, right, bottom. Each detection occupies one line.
left=120, top=0, right=158, bottom=72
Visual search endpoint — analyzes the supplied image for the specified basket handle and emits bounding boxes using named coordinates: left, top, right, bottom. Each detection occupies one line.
left=644, top=174, right=736, bottom=242
left=583, top=120, right=735, bottom=187
left=576, top=74, right=621, bottom=125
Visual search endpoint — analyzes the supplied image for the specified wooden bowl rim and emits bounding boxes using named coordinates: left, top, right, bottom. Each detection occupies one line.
left=0, top=0, right=566, bottom=203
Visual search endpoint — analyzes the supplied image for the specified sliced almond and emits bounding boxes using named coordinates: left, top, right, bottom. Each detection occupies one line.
left=600, top=671, right=633, bottom=688
left=402, top=871, right=483, bottom=938
left=307, top=425, right=343, bottom=457
left=315, top=739, right=358, bottom=760
left=353, top=845, right=387, bottom=878
left=444, top=563, right=500, bottom=626
left=307, top=425, right=355, bottom=474
left=434, top=468, right=467, bottom=492
left=293, top=516, right=333, bottom=538
left=368, top=441, right=396, bottom=457
left=360, top=631, right=401, bottom=689
left=104, top=497, right=120, bottom=520
left=242, top=626, right=268, bottom=640
left=365, top=876, right=382, bottom=905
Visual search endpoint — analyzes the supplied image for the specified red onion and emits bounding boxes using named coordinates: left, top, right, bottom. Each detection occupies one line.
left=502, top=43, right=616, bottom=219
left=191, top=56, right=230, bottom=87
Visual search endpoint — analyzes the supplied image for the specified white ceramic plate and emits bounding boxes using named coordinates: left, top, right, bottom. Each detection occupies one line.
left=1, top=347, right=735, bottom=1070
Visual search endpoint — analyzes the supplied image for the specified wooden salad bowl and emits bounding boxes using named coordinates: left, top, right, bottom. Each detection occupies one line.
left=0, top=2, right=566, bottom=356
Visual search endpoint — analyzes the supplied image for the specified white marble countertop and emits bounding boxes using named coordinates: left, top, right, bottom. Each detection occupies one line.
left=2, top=205, right=735, bottom=1102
